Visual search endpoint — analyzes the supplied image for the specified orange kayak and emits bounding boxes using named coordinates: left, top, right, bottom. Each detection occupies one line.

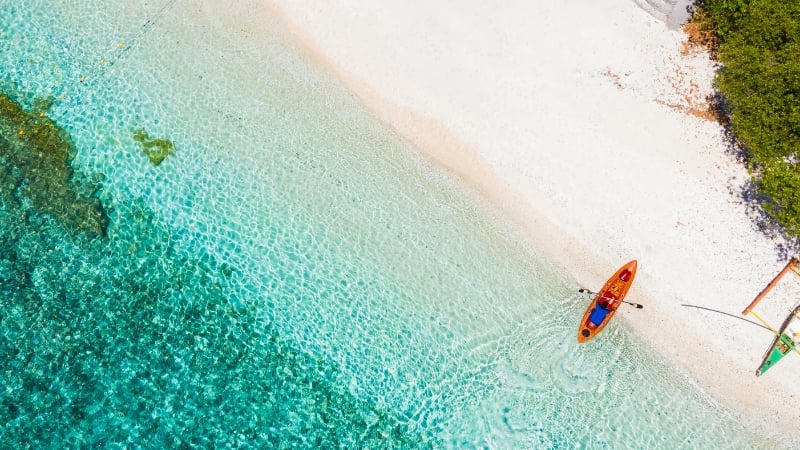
left=577, top=260, right=638, bottom=343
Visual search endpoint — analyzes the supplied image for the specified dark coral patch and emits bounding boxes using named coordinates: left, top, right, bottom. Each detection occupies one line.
left=0, top=94, right=108, bottom=238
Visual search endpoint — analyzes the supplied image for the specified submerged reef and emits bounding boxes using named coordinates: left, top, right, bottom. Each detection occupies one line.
left=133, top=128, right=175, bottom=166
left=0, top=195, right=435, bottom=448
left=0, top=93, right=108, bottom=237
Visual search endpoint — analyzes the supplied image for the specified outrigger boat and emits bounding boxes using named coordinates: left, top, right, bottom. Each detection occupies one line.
left=742, top=257, right=800, bottom=376
left=577, top=260, right=638, bottom=343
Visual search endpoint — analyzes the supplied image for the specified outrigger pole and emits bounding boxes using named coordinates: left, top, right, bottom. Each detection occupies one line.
left=742, top=257, right=799, bottom=315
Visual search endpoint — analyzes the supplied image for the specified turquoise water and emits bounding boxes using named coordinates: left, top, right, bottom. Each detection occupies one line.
left=0, top=0, right=783, bottom=448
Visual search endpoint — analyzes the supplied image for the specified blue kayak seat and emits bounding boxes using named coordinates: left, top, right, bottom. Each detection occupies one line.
left=589, top=304, right=611, bottom=326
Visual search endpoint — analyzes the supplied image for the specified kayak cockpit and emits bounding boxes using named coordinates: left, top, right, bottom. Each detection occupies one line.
left=588, top=304, right=610, bottom=327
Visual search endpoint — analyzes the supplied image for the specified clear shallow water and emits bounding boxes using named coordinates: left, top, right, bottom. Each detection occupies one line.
left=0, top=0, right=782, bottom=448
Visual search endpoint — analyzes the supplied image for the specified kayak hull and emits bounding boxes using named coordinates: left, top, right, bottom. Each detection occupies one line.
left=577, top=260, right=638, bottom=343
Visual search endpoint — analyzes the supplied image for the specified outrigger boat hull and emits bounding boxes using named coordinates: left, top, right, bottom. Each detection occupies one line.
left=577, top=260, right=637, bottom=344
left=755, top=305, right=800, bottom=376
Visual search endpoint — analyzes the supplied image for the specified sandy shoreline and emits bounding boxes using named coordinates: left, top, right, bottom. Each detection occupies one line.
left=263, top=0, right=799, bottom=442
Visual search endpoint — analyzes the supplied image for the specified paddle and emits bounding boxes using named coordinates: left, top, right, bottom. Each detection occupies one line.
left=578, top=288, right=644, bottom=309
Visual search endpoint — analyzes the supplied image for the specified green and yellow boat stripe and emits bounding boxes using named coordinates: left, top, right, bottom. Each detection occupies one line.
left=749, top=310, right=800, bottom=360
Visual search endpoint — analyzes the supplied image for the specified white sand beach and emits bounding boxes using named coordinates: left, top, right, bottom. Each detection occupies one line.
left=263, top=0, right=800, bottom=439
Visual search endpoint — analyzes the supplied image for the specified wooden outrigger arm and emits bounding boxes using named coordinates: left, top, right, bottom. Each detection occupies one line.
left=742, top=257, right=800, bottom=315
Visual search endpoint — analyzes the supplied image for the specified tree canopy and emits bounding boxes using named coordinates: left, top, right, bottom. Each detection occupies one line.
left=696, top=0, right=800, bottom=235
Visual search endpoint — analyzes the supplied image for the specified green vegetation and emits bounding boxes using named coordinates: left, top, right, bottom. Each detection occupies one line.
left=133, top=128, right=175, bottom=166
left=0, top=93, right=108, bottom=237
left=694, top=0, right=800, bottom=235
